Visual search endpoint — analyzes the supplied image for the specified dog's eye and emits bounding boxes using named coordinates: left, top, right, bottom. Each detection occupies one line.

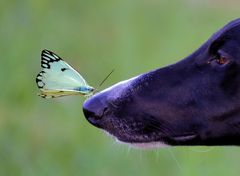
left=215, top=55, right=229, bottom=65
left=216, top=56, right=228, bottom=65
left=208, top=52, right=230, bottom=66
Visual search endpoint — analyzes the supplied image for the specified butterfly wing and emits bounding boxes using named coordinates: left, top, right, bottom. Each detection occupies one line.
left=38, top=89, right=81, bottom=98
left=36, top=50, right=93, bottom=98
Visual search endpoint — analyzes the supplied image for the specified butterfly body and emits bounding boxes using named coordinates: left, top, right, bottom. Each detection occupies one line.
left=36, top=50, right=94, bottom=98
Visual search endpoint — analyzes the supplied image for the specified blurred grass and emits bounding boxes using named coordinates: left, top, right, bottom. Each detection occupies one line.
left=1, top=0, right=240, bottom=175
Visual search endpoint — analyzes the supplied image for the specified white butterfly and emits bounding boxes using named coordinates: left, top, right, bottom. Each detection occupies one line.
left=36, top=50, right=95, bottom=98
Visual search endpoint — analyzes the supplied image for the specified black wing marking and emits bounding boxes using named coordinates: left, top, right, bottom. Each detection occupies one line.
left=61, top=68, right=69, bottom=72
left=36, top=70, right=45, bottom=89
left=41, top=49, right=62, bottom=69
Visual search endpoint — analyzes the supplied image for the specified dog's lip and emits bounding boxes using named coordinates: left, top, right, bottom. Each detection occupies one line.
left=171, top=133, right=198, bottom=142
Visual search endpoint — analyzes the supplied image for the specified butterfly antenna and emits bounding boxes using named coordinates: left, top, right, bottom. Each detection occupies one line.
left=94, top=69, right=115, bottom=93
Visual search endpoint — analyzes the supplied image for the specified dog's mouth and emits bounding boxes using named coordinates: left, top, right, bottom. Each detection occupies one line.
left=85, top=112, right=172, bottom=148
left=102, top=122, right=199, bottom=148
left=93, top=115, right=200, bottom=147
left=85, top=112, right=159, bottom=139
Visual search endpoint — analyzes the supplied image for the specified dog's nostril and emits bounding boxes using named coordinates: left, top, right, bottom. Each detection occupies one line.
left=83, top=108, right=102, bottom=128
left=82, top=108, right=96, bottom=119
left=82, top=95, right=107, bottom=127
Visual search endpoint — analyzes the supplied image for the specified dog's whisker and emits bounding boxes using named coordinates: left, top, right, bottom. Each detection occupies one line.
left=167, top=149, right=183, bottom=174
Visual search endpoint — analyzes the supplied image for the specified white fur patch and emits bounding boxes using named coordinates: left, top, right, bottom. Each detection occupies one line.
left=99, top=76, right=139, bottom=97
left=104, top=131, right=169, bottom=149
left=117, top=139, right=169, bottom=149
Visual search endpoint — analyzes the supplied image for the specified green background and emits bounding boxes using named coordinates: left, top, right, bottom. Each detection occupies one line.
left=1, top=0, right=240, bottom=175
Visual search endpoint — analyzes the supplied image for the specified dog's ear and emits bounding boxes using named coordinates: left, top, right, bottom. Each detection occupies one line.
left=208, top=37, right=226, bottom=55
left=208, top=19, right=240, bottom=55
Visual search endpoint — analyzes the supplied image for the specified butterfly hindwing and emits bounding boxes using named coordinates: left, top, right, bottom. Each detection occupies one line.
left=36, top=70, right=45, bottom=89
left=38, top=89, right=81, bottom=98
left=36, top=50, right=94, bottom=98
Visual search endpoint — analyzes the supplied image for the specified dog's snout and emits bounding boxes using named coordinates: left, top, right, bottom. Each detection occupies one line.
left=83, top=94, right=107, bottom=128
left=83, top=78, right=134, bottom=128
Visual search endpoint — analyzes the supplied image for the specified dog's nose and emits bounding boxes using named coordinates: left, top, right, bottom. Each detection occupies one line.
left=83, top=93, right=107, bottom=128
left=83, top=77, right=134, bottom=127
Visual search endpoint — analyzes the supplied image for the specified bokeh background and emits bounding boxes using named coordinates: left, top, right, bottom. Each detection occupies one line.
left=1, top=0, right=240, bottom=175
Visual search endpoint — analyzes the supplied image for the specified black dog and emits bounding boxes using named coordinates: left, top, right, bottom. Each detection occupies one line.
left=83, top=18, right=240, bottom=147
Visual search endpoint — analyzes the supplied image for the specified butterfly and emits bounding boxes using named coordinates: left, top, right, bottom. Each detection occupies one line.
left=36, top=49, right=95, bottom=98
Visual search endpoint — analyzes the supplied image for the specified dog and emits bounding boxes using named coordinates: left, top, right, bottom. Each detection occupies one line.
left=83, top=18, right=240, bottom=147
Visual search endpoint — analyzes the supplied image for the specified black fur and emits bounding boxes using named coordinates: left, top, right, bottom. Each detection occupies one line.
left=83, top=18, right=240, bottom=146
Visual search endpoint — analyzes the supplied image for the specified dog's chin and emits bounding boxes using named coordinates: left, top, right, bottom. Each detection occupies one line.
left=103, top=131, right=169, bottom=149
